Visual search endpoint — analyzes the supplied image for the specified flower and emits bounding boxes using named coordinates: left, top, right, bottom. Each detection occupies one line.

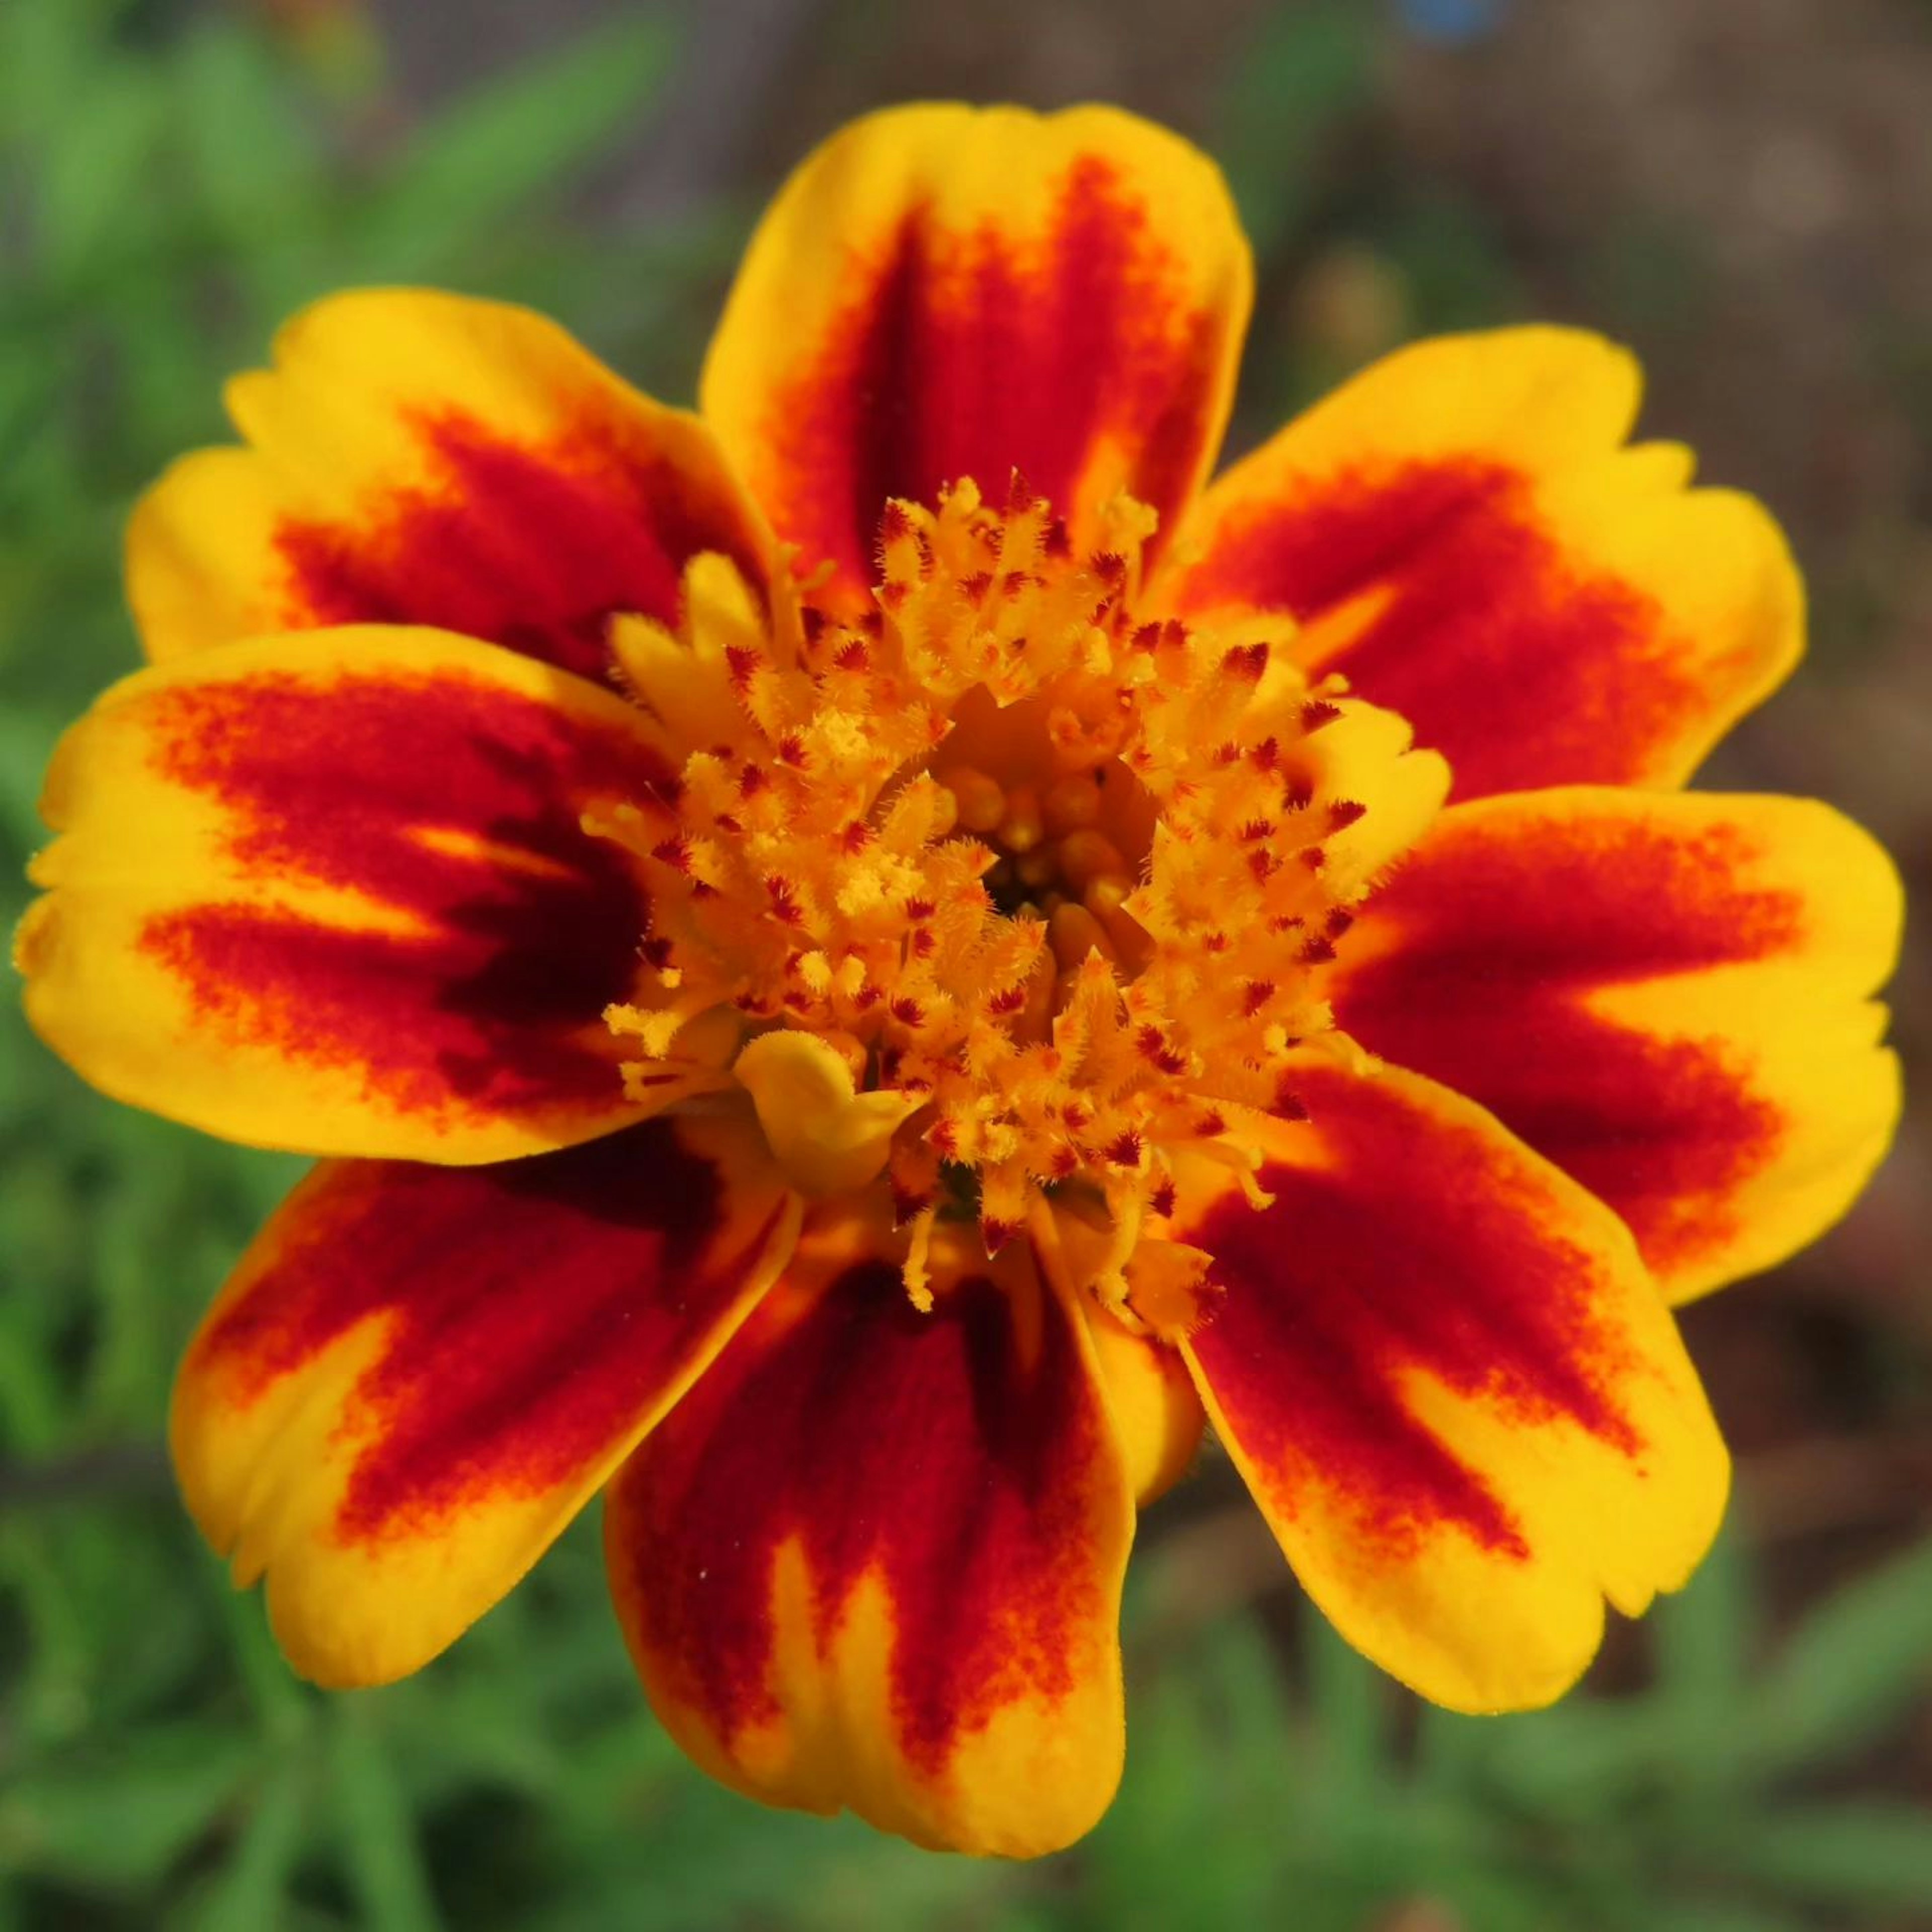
left=16, top=104, right=1902, bottom=1859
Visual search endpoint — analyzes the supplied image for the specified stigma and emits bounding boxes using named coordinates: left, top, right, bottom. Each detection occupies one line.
left=589, top=475, right=1448, bottom=1320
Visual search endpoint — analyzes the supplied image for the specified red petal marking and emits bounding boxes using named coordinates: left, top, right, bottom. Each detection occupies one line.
left=138, top=665, right=664, bottom=1125
left=276, top=409, right=768, bottom=679
left=1188, top=1063, right=1642, bottom=1560
left=1177, top=459, right=1719, bottom=800
left=609, top=1261, right=1112, bottom=1771
left=1333, top=809, right=1797, bottom=1280
left=191, top=1120, right=784, bottom=1541
left=769, top=156, right=1230, bottom=597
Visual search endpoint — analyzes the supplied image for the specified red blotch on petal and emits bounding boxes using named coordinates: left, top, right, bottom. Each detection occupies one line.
left=1184, top=460, right=1739, bottom=799
left=1190, top=1064, right=1642, bottom=1560
left=1335, top=811, right=1797, bottom=1279
left=192, top=1119, right=783, bottom=1541
left=611, top=1263, right=1110, bottom=1772
left=276, top=409, right=768, bottom=678
left=138, top=666, right=665, bottom=1126
left=770, top=157, right=1230, bottom=596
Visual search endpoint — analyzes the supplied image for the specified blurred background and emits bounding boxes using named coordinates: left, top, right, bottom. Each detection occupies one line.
left=2, top=1, right=1929, bottom=1926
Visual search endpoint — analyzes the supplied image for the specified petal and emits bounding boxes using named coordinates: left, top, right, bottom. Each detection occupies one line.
left=1158, top=329, right=1800, bottom=799
left=1076, top=1301, right=1205, bottom=1507
left=1330, top=789, right=1903, bottom=1302
left=20, top=627, right=674, bottom=1161
left=172, top=1110, right=799, bottom=1687
left=128, top=289, right=772, bottom=674
left=1174, top=1058, right=1729, bottom=1713
left=604, top=1201, right=1135, bottom=1857
left=701, top=104, right=1252, bottom=605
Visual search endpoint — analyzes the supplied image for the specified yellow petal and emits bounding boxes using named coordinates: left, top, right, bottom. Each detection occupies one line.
left=1172, top=1057, right=1729, bottom=1712
left=129, top=288, right=771, bottom=672
left=702, top=103, right=1252, bottom=605
left=1159, top=327, right=1799, bottom=798
left=1075, top=1298, right=1204, bottom=1506
left=605, top=1197, right=1134, bottom=1856
left=20, top=626, right=674, bottom=1161
left=1332, top=788, right=1903, bottom=1301
left=173, top=1108, right=798, bottom=1686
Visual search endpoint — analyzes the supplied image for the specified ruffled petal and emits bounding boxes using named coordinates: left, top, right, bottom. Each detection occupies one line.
left=1330, top=788, right=1903, bottom=1302
left=604, top=1201, right=1135, bottom=1857
left=128, top=289, right=772, bottom=675
left=1158, top=329, right=1799, bottom=798
left=172, top=1111, right=798, bottom=1686
left=701, top=103, right=1252, bottom=605
left=20, top=627, right=672, bottom=1161
left=1174, top=1058, right=1729, bottom=1713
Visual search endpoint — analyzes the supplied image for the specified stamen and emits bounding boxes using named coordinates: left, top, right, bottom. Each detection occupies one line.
left=586, top=475, right=1444, bottom=1307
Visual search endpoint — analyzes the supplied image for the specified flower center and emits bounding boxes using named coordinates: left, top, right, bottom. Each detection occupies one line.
left=590, top=475, right=1439, bottom=1321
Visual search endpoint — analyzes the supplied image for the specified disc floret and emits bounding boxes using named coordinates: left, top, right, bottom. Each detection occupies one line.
left=594, top=475, right=1441, bottom=1321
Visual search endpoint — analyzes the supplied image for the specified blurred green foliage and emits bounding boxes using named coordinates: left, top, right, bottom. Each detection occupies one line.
left=2, top=4, right=1928, bottom=1928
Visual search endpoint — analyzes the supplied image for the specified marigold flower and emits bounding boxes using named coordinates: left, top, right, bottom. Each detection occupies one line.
left=17, top=105, right=1902, bottom=1857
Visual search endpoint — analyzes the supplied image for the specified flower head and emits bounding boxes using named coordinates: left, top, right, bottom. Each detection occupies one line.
left=17, top=105, right=1902, bottom=1858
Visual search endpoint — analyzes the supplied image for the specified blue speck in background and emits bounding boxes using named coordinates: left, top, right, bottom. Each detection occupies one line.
left=1398, top=0, right=1506, bottom=45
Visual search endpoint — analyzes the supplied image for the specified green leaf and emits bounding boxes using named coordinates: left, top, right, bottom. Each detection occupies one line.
left=364, top=14, right=677, bottom=268
left=1651, top=1521, right=1757, bottom=1712
left=208, top=1565, right=313, bottom=1741
left=1473, top=1697, right=1688, bottom=1818
left=0, top=0, right=99, bottom=146
left=1376, top=191, right=1522, bottom=335
left=33, top=61, right=168, bottom=285
left=0, top=703, right=69, bottom=849
left=173, top=18, right=326, bottom=242
left=1644, top=1522, right=1761, bottom=1795
left=0, top=1725, right=258, bottom=1892
left=1739, top=1536, right=1932, bottom=1777
left=330, top=1700, right=444, bottom=1932
left=1640, top=1900, right=1810, bottom=1932
left=184, top=1759, right=311, bottom=1932
left=1300, top=1603, right=1396, bottom=1806
left=1711, top=1802, right=1932, bottom=1910
left=1215, top=0, right=1377, bottom=260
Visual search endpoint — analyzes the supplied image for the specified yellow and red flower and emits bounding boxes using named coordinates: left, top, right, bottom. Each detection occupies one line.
left=17, top=105, right=1902, bottom=1857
